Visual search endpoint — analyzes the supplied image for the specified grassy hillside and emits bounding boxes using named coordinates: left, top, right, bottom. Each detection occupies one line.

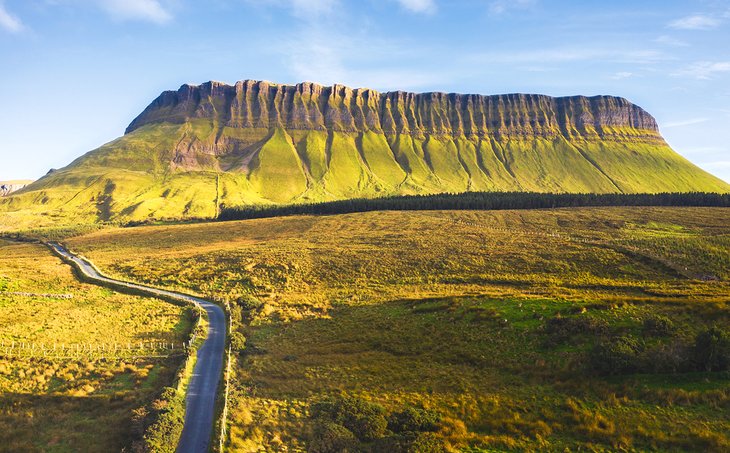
left=65, top=207, right=730, bottom=451
left=1, top=122, right=727, bottom=229
left=0, top=240, right=190, bottom=452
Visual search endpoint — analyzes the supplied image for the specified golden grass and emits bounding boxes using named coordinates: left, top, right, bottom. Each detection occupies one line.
left=0, top=240, right=189, bottom=452
left=64, top=207, right=730, bottom=451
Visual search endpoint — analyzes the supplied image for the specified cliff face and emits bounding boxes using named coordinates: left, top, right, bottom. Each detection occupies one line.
left=126, top=80, right=660, bottom=141
left=2, top=80, right=727, bottom=225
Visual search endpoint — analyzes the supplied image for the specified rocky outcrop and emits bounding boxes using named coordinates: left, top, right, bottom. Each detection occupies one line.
left=126, top=80, right=661, bottom=142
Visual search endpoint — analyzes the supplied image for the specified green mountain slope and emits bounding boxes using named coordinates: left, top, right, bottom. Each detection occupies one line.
left=1, top=80, right=728, bottom=227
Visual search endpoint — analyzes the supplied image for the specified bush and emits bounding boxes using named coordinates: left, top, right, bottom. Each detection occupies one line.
left=640, top=341, right=690, bottom=374
left=229, top=303, right=243, bottom=325
left=544, top=315, right=608, bottom=346
left=589, top=336, right=642, bottom=375
left=408, top=432, right=447, bottom=453
left=229, top=331, right=247, bottom=353
left=129, top=387, right=185, bottom=453
left=309, top=421, right=358, bottom=453
left=388, top=407, right=441, bottom=433
left=237, top=295, right=263, bottom=322
left=311, top=397, right=388, bottom=441
left=642, top=316, right=675, bottom=337
left=693, top=327, right=730, bottom=372
left=370, top=433, right=446, bottom=453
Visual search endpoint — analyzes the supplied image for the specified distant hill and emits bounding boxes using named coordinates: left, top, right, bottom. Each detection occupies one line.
left=1, top=80, right=728, bottom=226
left=0, top=180, right=34, bottom=196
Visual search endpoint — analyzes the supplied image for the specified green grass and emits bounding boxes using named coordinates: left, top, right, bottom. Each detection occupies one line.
left=1, top=119, right=728, bottom=228
left=321, top=132, right=371, bottom=197
left=296, top=131, right=328, bottom=181
left=0, top=240, right=189, bottom=452
left=63, top=207, right=730, bottom=451
left=359, top=130, right=407, bottom=188
left=248, top=127, right=309, bottom=203
left=423, top=136, right=470, bottom=191
left=579, top=141, right=730, bottom=193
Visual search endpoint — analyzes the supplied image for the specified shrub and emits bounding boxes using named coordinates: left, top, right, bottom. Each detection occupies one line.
left=311, top=397, right=388, bottom=441
left=642, top=315, right=675, bottom=337
left=230, top=331, right=247, bottom=353
left=388, top=407, right=441, bottom=433
left=693, top=327, right=730, bottom=372
left=640, top=341, right=690, bottom=374
left=589, top=336, right=642, bottom=375
left=129, top=387, right=185, bottom=453
left=237, top=295, right=263, bottom=322
left=544, top=315, right=608, bottom=346
left=408, top=432, right=447, bottom=453
left=370, top=433, right=446, bottom=453
left=229, top=303, right=243, bottom=325
left=309, top=421, right=358, bottom=453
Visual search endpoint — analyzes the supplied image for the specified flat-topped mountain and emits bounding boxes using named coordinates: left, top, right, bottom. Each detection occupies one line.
left=1, top=80, right=728, bottom=225
left=127, top=80, right=659, bottom=140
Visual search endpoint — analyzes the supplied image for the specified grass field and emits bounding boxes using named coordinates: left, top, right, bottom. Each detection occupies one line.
left=63, top=207, right=730, bottom=452
left=0, top=240, right=190, bottom=452
left=2, top=114, right=728, bottom=229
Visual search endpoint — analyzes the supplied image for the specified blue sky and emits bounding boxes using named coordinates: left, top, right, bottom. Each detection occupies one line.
left=1, top=0, right=729, bottom=183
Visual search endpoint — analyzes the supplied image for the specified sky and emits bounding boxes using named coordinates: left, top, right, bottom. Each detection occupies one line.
left=0, top=0, right=729, bottom=183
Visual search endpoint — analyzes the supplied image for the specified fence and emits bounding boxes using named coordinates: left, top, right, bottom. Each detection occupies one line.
left=0, top=339, right=189, bottom=360
left=216, top=299, right=234, bottom=453
left=0, top=291, right=74, bottom=299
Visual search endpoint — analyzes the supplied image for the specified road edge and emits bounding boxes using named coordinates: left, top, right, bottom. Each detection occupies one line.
left=46, top=241, right=228, bottom=453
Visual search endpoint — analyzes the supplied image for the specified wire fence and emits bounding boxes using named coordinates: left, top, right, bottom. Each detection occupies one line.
left=0, top=291, right=74, bottom=299
left=218, top=299, right=234, bottom=452
left=0, top=340, right=189, bottom=360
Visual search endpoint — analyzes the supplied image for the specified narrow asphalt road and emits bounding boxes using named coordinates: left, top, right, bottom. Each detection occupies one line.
left=47, top=242, right=226, bottom=453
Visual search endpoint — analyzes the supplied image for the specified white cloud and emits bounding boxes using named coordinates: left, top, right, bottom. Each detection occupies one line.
left=288, top=0, right=338, bottom=17
left=395, top=0, right=436, bottom=14
left=654, top=35, right=689, bottom=47
left=256, top=0, right=445, bottom=88
left=96, top=0, right=172, bottom=24
left=673, top=61, right=730, bottom=79
left=611, top=71, right=633, bottom=80
left=282, top=26, right=447, bottom=90
left=668, top=14, right=720, bottom=30
left=470, top=47, right=669, bottom=65
left=489, top=0, right=536, bottom=15
left=0, top=2, right=23, bottom=33
left=661, top=118, right=709, bottom=128
left=246, top=0, right=338, bottom=19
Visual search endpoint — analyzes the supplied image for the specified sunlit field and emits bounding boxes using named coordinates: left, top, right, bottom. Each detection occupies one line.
left=0, top=240, right=190, bottom=452
left=65, top=207, right=730, bottom=452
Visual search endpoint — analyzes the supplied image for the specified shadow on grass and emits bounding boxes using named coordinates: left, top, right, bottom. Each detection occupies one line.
left=0, top=392, right=138, bottom=453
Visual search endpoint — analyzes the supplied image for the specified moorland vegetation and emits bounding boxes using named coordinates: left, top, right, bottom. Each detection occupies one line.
left=63, top=206, right=730, bottom=451
left=0, top=240, right=192, bottom=452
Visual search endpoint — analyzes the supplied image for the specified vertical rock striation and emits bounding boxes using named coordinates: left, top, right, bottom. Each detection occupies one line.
left=3, top=79, right=727, bottom=225
left=126, top=80, right=661, bottom=142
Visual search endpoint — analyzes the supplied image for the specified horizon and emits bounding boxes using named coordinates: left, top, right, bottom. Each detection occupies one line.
left=1, top=0, right=729, bottom=183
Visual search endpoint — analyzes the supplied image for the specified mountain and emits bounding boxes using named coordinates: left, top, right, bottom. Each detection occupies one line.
left=1, top=80, right=728, bottom=226
left=0, top=180, right=33, bottom=197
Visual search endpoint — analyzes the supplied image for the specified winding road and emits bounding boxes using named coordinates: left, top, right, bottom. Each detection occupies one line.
left=47, top=242, right=226, bottom=453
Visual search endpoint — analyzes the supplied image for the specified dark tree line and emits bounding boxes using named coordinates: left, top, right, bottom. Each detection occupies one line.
left=218, top=192, right=730, bottom=221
